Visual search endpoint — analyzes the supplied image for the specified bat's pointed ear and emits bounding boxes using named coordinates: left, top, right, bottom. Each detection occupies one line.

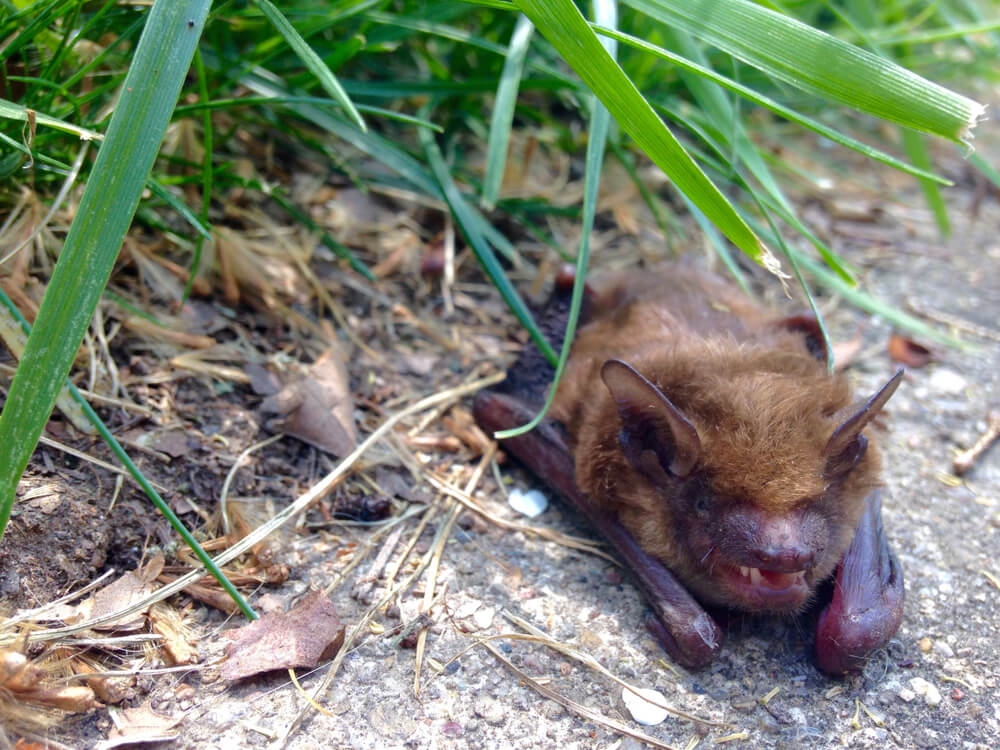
left=777, top=314, right=827, bottom=361
left=824, top=369, right=904, bottom=478
left=600, top=359, right=701, bottom=479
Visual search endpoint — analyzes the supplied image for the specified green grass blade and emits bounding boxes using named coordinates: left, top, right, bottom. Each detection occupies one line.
left=496, top=0, right=616, bottom=439
left=253, top=0, right=366, bottom=132
left=624, top=0, right=985, bottom=144
left=237, top=68, right=523, bottom=267
left=146, top=178, right=212, bottom=240
left=514, top=0, right=766, bottom=265
left=899, top=127, right=950, bottom=237
left=182, top=47, right=214, bottom=303
left=482, top=14, right=534, bottom=210
left=419, top=120, right=556, bottom=366
left=969, top=152, right=1000, bottom=189
left=591, top=26, right=951, bottom=186
left=0, top=97, right=104, bottom=141
left=0, top=0, right=233, bottom=568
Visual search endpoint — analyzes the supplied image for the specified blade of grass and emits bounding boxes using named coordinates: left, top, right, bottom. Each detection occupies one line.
left=625, top=0, right=985, bottom=144
left=590, top=25, right=951, bottom=186
left=496, top=0, right=616, bottom=439
left=0, top=97, right=103, bottom=141
left=253, top=0, right=366, bottom=132
left=514, top=0, right=767, bottom=267
left=900, top=129, right=950, bottom=238
left=482, top=13, right=534, bottom=210
left=419, top=115, right=556, bottom=366
left=181, top=48, right=214, bottom=303
left=0, top=0, right=256, bottom=619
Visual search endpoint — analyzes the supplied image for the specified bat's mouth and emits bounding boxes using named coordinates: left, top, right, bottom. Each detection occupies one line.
left=719, top=564, right=810, bottom=610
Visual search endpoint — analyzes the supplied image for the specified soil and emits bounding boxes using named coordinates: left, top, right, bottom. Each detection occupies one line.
left=2, top=127, right=999, bottom=750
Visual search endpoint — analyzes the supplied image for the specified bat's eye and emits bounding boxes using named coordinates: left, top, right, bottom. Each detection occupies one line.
left=694, top=497, right=710, bottom=516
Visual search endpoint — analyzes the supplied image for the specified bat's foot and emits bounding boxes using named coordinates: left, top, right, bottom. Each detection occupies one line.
left=644, top=609, right=723, bottom=670
left=815, top=489, right=904, bottom=675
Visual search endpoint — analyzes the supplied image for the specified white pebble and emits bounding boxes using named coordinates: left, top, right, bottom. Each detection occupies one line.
left=508, top=488, right=548, bottom=518
left=622, top=687, right=669, bottom=726
left=928, top=369, right=967, bottom=395
left=909, top=677, right=942, bottom=706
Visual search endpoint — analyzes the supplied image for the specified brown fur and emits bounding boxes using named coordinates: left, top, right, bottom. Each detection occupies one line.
left=550, top=263, right=887, bottom=612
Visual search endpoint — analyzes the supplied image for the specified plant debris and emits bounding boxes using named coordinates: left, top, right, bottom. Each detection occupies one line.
left=221, top=590, right=345, bottom=682
left=888, top=334, right=932, bottom=367
left=94, top=700, right=182, bottom=750
left=258, top=348, right=357, bottom=456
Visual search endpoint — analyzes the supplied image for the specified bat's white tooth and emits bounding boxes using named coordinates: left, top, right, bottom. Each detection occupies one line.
left=749, top=567, right=763, bottom=585
left=739, top=566, right=750, bottom=579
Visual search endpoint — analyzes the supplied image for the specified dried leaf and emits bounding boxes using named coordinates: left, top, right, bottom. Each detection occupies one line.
left=245, top=362, right=282, bottom=396
left=149, top=602, right=198, bottom=666
left=2, top=650, right=101, bottom=712
left=259, top=348, right=356, bottom=456
left=888, top=334, right=932, bottom=367
left=831, top=334, right=864, bottom=371
left=88, top=555, right=165, bottom=631
left=95, top=701, right=182, bottom=749
left=221, top=589, right=345, bottom=682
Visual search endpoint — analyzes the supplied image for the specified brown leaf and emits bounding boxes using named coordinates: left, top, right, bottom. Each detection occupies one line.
left=221, top=589, right=345, bottom=682
left=89, top=555, right=165, bottom=631
left=95, top=700, right=181, bottom=750
left=1, top=648, right=101, bottom=713
left=149, top=602, right=199, bottom=666
left=259, top=348, right=356, bottom=456
left=888, top=334, right=932, bottom=368
left=831, top=334, right=864, bottom=372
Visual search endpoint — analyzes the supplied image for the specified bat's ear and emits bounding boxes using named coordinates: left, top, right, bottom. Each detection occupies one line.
left=600, top=359, right=701, bottom=479
left=824, top=369, right=904, bottom=478
left=777, top=314, right=827, bottom=361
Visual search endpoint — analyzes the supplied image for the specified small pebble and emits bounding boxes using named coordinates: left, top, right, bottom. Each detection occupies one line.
left=928, top=369, right=967, bottom=394
left=508, top=488, right=548, bottom=518
left=909, top=677, right=942, bottom=706
left=918, top=637, right=933, bottom=653
left=622, top=687, right=669, bottom=726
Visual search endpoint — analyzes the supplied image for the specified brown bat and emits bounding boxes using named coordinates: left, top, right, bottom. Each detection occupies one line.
left=474, top=262, right=904, bottom=674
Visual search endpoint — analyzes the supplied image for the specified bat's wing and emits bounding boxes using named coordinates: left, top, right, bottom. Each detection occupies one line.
left=815, top=488, right=904, bottom=674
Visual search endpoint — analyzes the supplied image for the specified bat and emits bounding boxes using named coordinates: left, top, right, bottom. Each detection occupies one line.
left=474, top=262, right=904, bottom=674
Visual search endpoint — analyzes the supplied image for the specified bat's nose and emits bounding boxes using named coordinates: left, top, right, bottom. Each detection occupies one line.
left=754, top=545, right=815, bottom=572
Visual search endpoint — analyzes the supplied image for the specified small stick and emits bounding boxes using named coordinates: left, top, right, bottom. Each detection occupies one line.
left=953, top=407, right=1000, bottom=475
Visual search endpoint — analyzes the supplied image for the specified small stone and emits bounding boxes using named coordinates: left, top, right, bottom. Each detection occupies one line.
left=951, top=687, right=965, bottom=701
left=918, top=637, right=933, bottom=653
left=473, top=606, right=495, bottom=630
left=540, top=700, right=564, bottom=720
left=474, top=697, right=505, bottom=725
left=909, top=677, right=942, bottom=706
left=441, top=721, right=463, bottom=738
left=508, top=488, right=548, bottom=518
left=928, top=369, right=967, bottom=394
left=934, top=641, right=955, bottom=658
left=622, top=687, right=669, bottom=726
left=898, top=687, right=916, bottom=703
left=758, top=713, right=781, bottom=734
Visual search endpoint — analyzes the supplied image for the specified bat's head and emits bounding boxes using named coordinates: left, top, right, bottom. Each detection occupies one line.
left=596, top=358, right=902, bottom=614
